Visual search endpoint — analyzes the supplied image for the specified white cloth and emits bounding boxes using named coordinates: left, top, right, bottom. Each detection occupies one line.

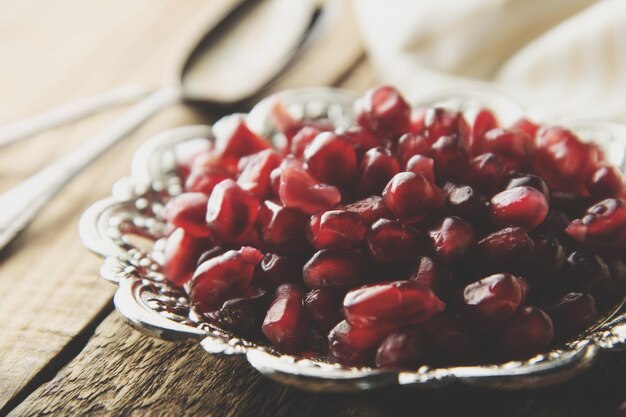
left=352, top=0, right=626, bottom=122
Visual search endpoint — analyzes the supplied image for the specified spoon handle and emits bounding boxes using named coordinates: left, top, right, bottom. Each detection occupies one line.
left=0, top=86, right=181, bottom=251
left=0, top=84, right=152, bottom=149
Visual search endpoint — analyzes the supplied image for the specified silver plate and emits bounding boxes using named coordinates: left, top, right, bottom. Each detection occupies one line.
left=79, top=87, right=626, bottom=392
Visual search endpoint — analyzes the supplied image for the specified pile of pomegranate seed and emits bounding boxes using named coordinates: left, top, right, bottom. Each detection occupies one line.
left=163, top=86, right=626, bottom=369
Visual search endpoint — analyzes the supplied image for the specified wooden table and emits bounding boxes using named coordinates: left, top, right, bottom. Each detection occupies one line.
left=0, top=1, right=624, bottom=416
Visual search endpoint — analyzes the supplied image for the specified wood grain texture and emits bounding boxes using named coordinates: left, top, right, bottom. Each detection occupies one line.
left=9, top=313, right=626, bottom=417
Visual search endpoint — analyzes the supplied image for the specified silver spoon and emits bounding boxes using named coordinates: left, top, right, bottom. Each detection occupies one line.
left=0, top=0, right=363, bottom=251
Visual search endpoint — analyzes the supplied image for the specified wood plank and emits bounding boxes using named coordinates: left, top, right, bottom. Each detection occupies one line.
left=0, top=0, right=212, bottom=409
left=9, top=313, right=626, bottom=417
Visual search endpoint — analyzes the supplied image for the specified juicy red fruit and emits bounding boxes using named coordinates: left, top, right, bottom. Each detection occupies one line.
left=382, top=172, right=445, bottom=222
left=375, top=330, right=426, bottom=369
left=566, top=198, right=626, bottom=251
left=459, top=273, right=527, bottom=330
left=190, top=247, right=263, bottom=313
left=278, top=162, right=341, bottom=214
left=206, top=179, right=259, bottom=242
left=343, top=280, right=445, bottom=327
left=304, top=132, right=357, bottom=188
left=163, top=228, right=210, bottom=286
left=328, top=320, right=397, bottom=366
left=357, top=147, right=400, bottom=197
left=428, top=216, right=476, bottom=263
left=366, top=219, right=425, bottom=263
left=303, top=249, right=370, bottom=289
left=303, top=288, right=345, bottom=333
left=165, top=192, right=211, bottom=238
left=494, top=307, right=553, bottom=360
left=355, top=86, right=411, bottom=136
left=489, top=186, right=549, bottom=230
left=237, top=149, right=282, bottom=198
left=256, top=200, right=310, bottom=254
left=262, top=283, right=307, bottom=353
left=307, top=210, right=366, bottom=250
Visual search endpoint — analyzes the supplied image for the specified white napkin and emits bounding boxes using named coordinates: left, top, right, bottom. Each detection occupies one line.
left=352, top=0, right=626, bottom=122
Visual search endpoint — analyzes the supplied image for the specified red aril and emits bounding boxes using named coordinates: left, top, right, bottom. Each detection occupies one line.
left=545, top=292, right=598, bottom=340
left=366, top=218, right=425, bottom=263
left=375, top=330, right=426, bottom=369
left=256, top=199, right=310, bottom=254
left=262, top=283, right=307, bottom=353
left=343, top=280, right=445, bottom=327
left=428, top=216, right=476, bottom=263
left=405, top=155, right=435, bottom=183
left=357, top=147, right=401, bottom=197
left=489, top=186, right=549, bottom=230
left=205, top=179, right=259, bottom=242
left=165, top=192, right=211, bottom=238
left=328, top=320, right=398, bottom=366
left=494, top=307, right=553, bottom=359
left=237, top=149, right=282, bottom=198
left=278, top=162, right=341, bottom=214
left=303, top=249, right=371, bottom=289
left=303, top=288, right=345, bottom=333
left=163, top=228, right=211, bottom=286
left=304, top=132, right=358, bottom=188
left=189, top=247, right=263, bottom=313
left=343, top=195, right=391, bottom=225
left=355, top=86, right=411, bottom=136
left=382, top=172, right=445, bottom=222
left=307, top=210, right=367, bottom=250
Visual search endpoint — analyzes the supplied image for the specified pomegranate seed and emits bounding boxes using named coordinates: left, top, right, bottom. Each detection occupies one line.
left=366, top=218, right=425, bottom=263
left=163, top=228, right=211, bottom=286
left=205, top=179, right=259, bottom=242
left=215, top=287, right=270, bottom=337
left=343, top=196, right=391, bottom=225
left=185, top=167, right=231, bottom=195
left=190, top=247, right=263, bottom=313
left=445, top=184, right=488, bottom=225
left=253, top=253, right=305, bottom=288
left=191, top=150, right=237, bottom=176
left=303, top=249, right=371, bottom=289
left=396, top=133, right=431, bottom=167
left=213, top=115, right=270, bottom=168
left=494, top=307, right=553, bottom=359
left=504, top=173, right=550, bottom=201
left=466, top=152, right=508, bottom=194
left=382, top=172, right=445, bottom=222
left=278, top=162, right=341, bottom=214
left=566, top=198, right=626, bottom=250
left=587, top=165, right=624, bottom=200
left=342, top=125, right=384, bottom=158
left=405, top=155, right=435, bottom=183
left=409, top=107, right=427, bottom=133
left=429, top=134, right=469, bottom=179
left=304, top=132, right=358, bottom=188
left=355, top=86, right=411, bottom=136
left=564, top=250, right=610, bottom=293
left=307, top=210, right=366, bottom=250
left=165, top=193, right=211, bottom=238
left=418, top=312, right=477, bottom=365
left=480, top=128, right=532, bottom=163
left=197, top=245, right=232, bottom=266
left=545, top=292, right=598, bottom=340
left=489, top=186, right=549, bottom=230
left=511, top=118, right=539, bottom=137
left=375, top=329, right=426, bottom=369
left=343, top=280, right=445, bottom=327
left=410, top=256, right=454, bottom=300
left=256, top=200, right=310, bottom=254
left=269, top=99, right=333, bottom=144
left=535, top=209, right=571, bottom=243
left=328, top=320, right=397, bottom=366
left=237, top=149, right=282, bottom=198
left=357, top=147, right=401, bottom=197
left=424, top=108, right=469, bottom=145
left=474, top=227, right=535, bottom=271
left=428, top=216, right=476, bottom=263
left=290, top=126, right=323, bottom=157
left=262, top=283, right=307, bottom=353
left=459, top=273, right=527, bottom=330
left=531, top=234, right=566, bottom=274
left=303, top=288, right=345, bottom=333
left=469, top=108, right=498, bottom=155
left=533, top=126, right=598, bottom=192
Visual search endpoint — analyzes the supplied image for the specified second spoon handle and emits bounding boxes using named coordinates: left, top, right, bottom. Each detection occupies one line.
left=0, top=86, right=182, bottom=251
left=0, top=84, right=152, bottom=149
